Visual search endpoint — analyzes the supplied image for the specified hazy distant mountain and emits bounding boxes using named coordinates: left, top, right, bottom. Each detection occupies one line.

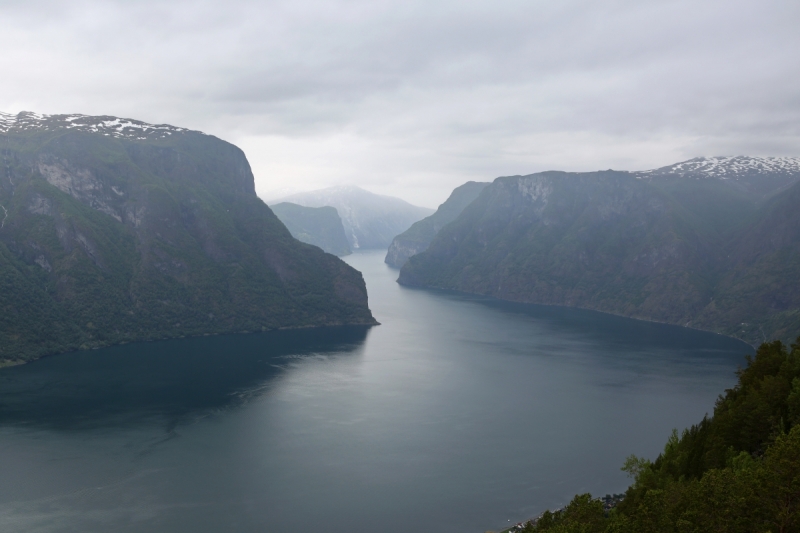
left=398, top=157, right=800, bottom=345
left=385, top=181, right=489, bottom=268
left=271, top=202, right=351, bottom=256
left=0, top=111, right=376, bottom=363
left=273, top=185, right=433, bottom=250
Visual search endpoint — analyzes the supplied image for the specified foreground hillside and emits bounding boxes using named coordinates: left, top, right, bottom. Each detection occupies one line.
left=273, top=185, right=433, bottom=250
left=0, top=111, right=376, bottom=364
left=516, top=338, right=800, bottom=533
left=399, top=158, right=800, bottom=345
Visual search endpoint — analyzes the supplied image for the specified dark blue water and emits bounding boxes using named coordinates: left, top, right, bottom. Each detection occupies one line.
left=0, top=250, right=751, bottom=532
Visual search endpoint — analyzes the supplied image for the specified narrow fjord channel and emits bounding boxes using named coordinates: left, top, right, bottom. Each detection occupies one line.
left=0, top=250, right=751, bottom=533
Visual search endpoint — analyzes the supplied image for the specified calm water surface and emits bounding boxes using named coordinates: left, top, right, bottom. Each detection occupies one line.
left=0, top=250, right=752, bottom=532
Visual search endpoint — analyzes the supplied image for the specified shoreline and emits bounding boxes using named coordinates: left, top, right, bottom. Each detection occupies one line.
left=0, top=320, right=379, bottom=369
left=397, top=281, right=757, bottom=349
left=494, top=494, right=626, bottom=533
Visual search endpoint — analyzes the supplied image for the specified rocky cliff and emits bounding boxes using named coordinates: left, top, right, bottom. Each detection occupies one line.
left=384, top=181, right=488, bottom=268
left=0, top=111, right=376, bottom=363
left=270, top=202, right=351, bottom=256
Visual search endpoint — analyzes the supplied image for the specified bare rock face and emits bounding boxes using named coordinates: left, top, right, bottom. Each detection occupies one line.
left=37, top=158, right=123, bottom=222
left=385, top=240, right=428, bottom=269
left=0, top=111, right=376, bottom=363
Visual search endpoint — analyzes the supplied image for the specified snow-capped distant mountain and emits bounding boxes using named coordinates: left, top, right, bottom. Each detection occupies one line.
left=272, top=185, right=434, bottom=250
left=0, top=111, right=197, bottom=140
left=636, top=156, right=800, bottom=199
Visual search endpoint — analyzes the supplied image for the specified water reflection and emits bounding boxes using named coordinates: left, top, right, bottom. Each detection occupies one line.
left=396, top=284, right=752, bottom=382
left=403, top=285, right=751, bottom=355
left=0, top=326, right=370, bottom=430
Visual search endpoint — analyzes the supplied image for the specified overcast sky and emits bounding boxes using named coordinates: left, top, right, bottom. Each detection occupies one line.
left=1, top=0, right=798, bottom=207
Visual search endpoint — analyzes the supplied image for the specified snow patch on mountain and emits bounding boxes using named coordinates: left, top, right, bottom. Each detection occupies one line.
left=0, top=111, right=199, bottom=140
left=638, top=156, right=800, bottom=179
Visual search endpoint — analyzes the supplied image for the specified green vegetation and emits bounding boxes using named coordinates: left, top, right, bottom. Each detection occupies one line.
left=517, top=338, right=800, bottom=532
left=270, top=202, right=351, bottom=256
left=399, top=171, right=800, bottom=345
left=0, top=118, right=376, bottom=364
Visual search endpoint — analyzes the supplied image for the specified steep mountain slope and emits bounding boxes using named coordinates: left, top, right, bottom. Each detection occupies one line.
left=399, top=171, right=720, bottom=325
left=0, top=111, right=376, bottom=363
left=705, top=179, right=800, bottom=342
left=270, top=202, right=351, bottom=256
left=384, top=181, right=488, bottom=267
left=273, top=186, right=433, bottom=250
left=399, top=158, right=800, bottom=345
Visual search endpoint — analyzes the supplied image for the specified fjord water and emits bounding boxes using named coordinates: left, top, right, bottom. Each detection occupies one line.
left=0, top=251, right=751, bottom=533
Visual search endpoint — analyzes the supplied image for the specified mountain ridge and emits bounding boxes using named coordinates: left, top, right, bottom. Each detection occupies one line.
left=637, top=155, right=800, bottom=179
left=0, top=111, right=197, bottom=139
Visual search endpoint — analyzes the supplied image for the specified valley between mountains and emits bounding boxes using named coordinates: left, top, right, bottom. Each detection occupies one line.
left=0, top=110, right=798, bottom=533
left=1, top=109, right=798, bottom=361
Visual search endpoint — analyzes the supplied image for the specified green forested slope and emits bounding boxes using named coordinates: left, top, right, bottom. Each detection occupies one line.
left=398, top=169, right=800, bottom=345
left=0, top=112, right=376, bottom=364
left=709, top=182, right=800, bottom=344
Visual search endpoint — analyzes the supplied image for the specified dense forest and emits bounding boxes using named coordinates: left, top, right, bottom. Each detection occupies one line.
left=518, top=338, right=800, bottom=532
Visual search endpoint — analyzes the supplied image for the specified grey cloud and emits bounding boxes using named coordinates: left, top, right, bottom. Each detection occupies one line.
left=0, top=0, right=798, bottom=205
